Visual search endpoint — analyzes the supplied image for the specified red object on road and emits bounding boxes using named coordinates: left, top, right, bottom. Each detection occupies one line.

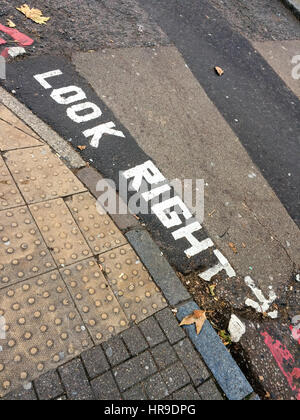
left=0, top=24, right=34, bottom=46
left=262, top=331, right=300, bottom=400
left=0, top=24, right=34, bottom=57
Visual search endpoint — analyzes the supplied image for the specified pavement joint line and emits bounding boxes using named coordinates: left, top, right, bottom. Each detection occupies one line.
left=0, top=87, right=86, bottom=169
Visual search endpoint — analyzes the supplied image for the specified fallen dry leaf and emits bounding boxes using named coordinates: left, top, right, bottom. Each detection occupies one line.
left=180, top=310, right=207, bottom=335
left=16, top=4, right=50, bottom=25
left=77, top=145, right=87, bottom=151
left=228, top=242, right=238, bottom=254
left=215, top=66, right=224, bottom=76
left=7, top=19, right=16, bottom=28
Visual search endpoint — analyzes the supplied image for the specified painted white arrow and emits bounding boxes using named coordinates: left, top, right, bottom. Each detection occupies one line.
left=244, top=276, right=278, bottom=319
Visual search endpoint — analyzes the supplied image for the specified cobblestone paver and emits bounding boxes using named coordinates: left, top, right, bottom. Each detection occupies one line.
left=0, top=105, right=246, bottom=401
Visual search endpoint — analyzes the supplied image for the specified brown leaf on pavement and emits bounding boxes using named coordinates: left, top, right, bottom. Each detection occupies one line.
left=16, top=4, right=50, bottom=25
left=77, top=145, right=87, bottom=151
left=180, top=310, right=207, bottom=335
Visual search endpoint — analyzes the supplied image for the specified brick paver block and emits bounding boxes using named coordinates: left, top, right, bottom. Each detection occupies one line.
left=144, top=373, right=169, bottom=400
left=113, top=351, right=157, bottom=392
left=91, top=371, right=122, bottom=400
left=139, top=316, right=166, bottom=347
left=173, top=385, right=201, bottom=400
left=122, top=384, right=147, bottom=400
left=174, top=338, right=210, bottom=387
left=155, top=308, right=186, bottom=344
left=2, top=385, right=37, bottom=400
left=121, top=326, right=148, bottom=356
left=161, top=361, right=191, bottom=394
left=34, top=370, right=64, bottom=400
left=151, top=341, right=178, bottom=370
left=58, top=359, right=95, bottom=400
left=197, top=379, right=224, bottom=400
left=102, top=337, right=130, bottom=367
left=81, top=346, right=110, bottom=379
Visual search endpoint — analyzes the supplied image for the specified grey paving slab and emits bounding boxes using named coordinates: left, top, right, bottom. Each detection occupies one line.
left=102, top=337, right=130, bottom=367
left=177, top=301, right=253, bottom=400
left=139, top=316, right=166, bottom=347
left=161, top=361, right=190, bottom=394
left=121, top=326, right=149, bottom=356
left=126, top=229, right=191, bottom=305
left=122, top=384, right=147, bottom=400
left=91, top=371, right=122, bottom=400
left=173, top=385, right=201, bottom=401
left=144, top=373, right=169, bottom=400
left=34, top=370, right=64, bottom=400
left=58, top=359, right=95, bottom=401
left=174, top=338, right=210, bottom=387
left=113, top=351, right=157, bottom=392
left=155, top=308, right=186, bottom=344
left=197, top=379, right=224, bottom=401
left=81, top=346, right=110, bottom=379
left=151, top=341, right=178, bottom=370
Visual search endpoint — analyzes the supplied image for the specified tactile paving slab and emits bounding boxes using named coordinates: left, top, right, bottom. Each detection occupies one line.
left=4, top=146, right=86, bottom=204
left=0, top=120, right=42, bottom=151
left=0, top=206, right=55, bottom=289
left=0, top=105, right=40, bottom=139
left=98, top=245, right=167, bottom=324
left=0, top=271, right=92, bottom=398
left=60, top=258, right=129, bottom=344
left=29, top=199, right=92, bottom=268
left=0, top=156, right=25, bottom=211
left=66, top=192, right=127, bottom=255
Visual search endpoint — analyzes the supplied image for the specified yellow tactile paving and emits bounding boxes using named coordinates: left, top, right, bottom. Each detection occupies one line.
left=98, top=245, right=167, bottom=324
left=60, top=258, right=129, bottom=344
left=0, top=120, right=42, bottom=151
left=29, top=199, right=92, bottom=268
left=0, top=105, right=40, bottom=139
left=0, top=206, right=55, bottom=289
left=0, top=156, right=25, bottom=210
left=0, top=271, right=92, bottom=398
left=4, top=146, right=86, bottom=204
left=66, top=192, right=127, bottom=255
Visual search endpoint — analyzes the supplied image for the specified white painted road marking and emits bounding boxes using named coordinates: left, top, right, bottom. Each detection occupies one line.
left=245, top=276, right=278, bottom=319
left=199, top=249, right=236, bottom=281
left=34, top=69, right=126, bottom=147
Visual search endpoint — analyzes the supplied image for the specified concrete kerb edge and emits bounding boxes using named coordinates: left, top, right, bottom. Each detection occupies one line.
left=0, top=87, right=86, bottom=169
left=0, top=91, right=255, bottom=401
left=281, top=0, right=300, bottom=19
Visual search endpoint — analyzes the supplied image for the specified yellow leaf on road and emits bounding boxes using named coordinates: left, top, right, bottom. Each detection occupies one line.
left=215, top=66, right=224, bottom=76
left=7, top=19, right=16, bottom=28
left=16, top=4, right=50, bottom=25
left=180, top=310, right=207, bottom=335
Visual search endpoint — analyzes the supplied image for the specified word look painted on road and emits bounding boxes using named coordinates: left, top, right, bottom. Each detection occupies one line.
left=34, top=70, right=126, bottom=148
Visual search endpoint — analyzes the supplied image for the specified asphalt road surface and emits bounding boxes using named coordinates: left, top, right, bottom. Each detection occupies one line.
left=0, top=0, right=299, bottom=400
